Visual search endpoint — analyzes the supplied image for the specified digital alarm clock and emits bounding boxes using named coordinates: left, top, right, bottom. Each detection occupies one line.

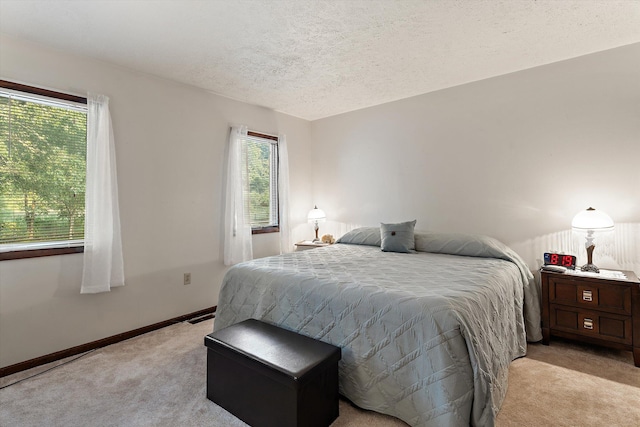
left=543, top=252, right=576, bottom=269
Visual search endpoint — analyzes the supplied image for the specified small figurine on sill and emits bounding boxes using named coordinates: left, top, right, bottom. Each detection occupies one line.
left=321, top=234, right=335, bottom=244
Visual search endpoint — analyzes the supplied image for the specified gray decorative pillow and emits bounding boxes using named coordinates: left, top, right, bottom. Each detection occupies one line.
left=336, top=227, right=381, bottom=247
left=380, top=220, right=416, bottom=253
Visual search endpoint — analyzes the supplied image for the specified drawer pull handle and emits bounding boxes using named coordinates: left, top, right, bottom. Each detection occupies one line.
left=582, top=290, right=593, bottom=302
left=583, top=318, right=594, bottom=330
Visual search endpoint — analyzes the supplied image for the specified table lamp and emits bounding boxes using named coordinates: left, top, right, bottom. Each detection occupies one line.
left=307, top=205, right=326, bottom=242
left=571, top=207, right=614, bottom=273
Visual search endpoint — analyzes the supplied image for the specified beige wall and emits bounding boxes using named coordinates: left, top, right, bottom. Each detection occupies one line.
left=311, top=43, right=640, bottom=271
left=0, top=36, right=314, bottom=367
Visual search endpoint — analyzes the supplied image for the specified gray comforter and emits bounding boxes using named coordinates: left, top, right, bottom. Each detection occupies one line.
left=215, top=235, right=540, bottom=427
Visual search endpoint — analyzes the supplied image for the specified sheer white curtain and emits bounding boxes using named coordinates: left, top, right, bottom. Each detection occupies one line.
left=278, top=134, right=292, bottom=253
left=224, top=125, right=253, bottom=265
left=81, top=93, right=124, bottom=294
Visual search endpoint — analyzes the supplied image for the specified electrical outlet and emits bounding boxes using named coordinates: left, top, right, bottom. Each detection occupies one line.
left=184, top=273, right=191, bottom=285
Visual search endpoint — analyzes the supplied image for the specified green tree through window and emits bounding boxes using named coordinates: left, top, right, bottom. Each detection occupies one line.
left=0, top=86, right=87, bottom=246
left=243, top=131, right=279, bottom=232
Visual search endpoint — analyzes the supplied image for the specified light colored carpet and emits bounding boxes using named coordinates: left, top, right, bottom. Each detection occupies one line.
left=497, top=339, right=640, bottom=427
left=1, top=318, right=638, bottom=426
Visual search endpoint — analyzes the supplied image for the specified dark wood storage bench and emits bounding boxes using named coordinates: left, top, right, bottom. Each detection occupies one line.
left=204, top=319, right=342, bottom=427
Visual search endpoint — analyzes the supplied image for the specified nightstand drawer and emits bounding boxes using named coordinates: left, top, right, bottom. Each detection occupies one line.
left=549, top=277, right=631, bottom=315
left=550, top=305, right=632, bottom=345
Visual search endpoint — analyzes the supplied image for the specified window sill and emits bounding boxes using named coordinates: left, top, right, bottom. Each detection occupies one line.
left=0, top=241, right=84, bottom=261
left=252, top=226, right=280, bottom=235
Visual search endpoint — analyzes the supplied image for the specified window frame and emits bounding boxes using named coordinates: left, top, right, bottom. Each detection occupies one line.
left=0, top=80, right=87, bottom=261
left=245, top=131, right=280, bottom=235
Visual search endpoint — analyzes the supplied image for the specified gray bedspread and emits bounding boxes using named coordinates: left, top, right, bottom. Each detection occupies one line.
left=215, top=239, right=538, bottom=427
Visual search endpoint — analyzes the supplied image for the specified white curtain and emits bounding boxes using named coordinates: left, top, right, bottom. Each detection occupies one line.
left=278, top=134, right=292, bottom=253
left=224, top=125, right=253, bottom=265
left=81, top=93, right=125, bottom=294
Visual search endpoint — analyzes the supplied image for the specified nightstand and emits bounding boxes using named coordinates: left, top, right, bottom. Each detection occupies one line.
left=294, top=241, right=329, bottom=251
left=540, top=268, right=640, bottom=367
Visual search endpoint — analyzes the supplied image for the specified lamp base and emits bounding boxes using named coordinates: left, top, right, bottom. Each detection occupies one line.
left=580, top=263, right=600, bottom=274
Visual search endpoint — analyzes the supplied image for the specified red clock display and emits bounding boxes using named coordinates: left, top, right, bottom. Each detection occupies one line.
left=544, top=252, right=576, bottom=269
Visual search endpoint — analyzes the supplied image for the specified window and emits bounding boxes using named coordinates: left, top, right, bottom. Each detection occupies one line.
left=0, top=80, right=87, bottom=259
left=243, top=131, right=279, bottom=234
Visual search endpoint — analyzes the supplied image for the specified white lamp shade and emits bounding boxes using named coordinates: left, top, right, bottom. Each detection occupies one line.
left=307, top=206, right=326, bottom=223
left=571, top=207, right=614, bottom=231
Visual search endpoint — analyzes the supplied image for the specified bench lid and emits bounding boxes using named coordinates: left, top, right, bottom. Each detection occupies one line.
left=205, top=319, right=341, bottom=380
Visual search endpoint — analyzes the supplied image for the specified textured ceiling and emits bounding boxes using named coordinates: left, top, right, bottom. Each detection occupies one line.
left=1, top=0, right=639, bottom=120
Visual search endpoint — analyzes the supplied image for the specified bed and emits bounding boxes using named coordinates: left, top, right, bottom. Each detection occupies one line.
left=214, top=229, right=542, bottom=427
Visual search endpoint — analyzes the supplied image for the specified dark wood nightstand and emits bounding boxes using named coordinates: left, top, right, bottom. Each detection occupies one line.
left=541, top=268, right=640, bottom=367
